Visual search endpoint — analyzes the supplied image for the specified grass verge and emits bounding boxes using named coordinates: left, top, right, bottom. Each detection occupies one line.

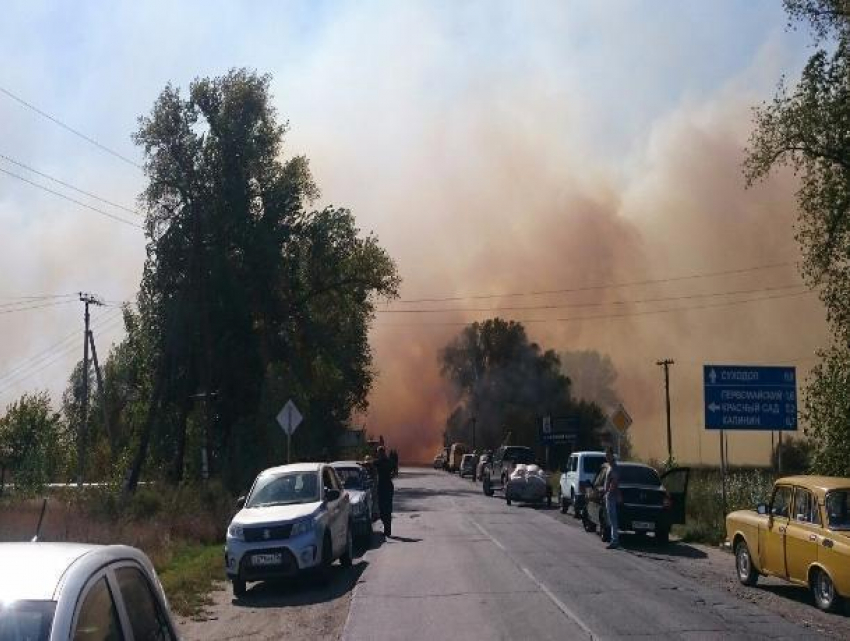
left=156, top=544, right=225, bottom=617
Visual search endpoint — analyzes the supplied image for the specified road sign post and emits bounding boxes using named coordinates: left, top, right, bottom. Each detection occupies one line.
left=276, top=400, right=303, bottom=463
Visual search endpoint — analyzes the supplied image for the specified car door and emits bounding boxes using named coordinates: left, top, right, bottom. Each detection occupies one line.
left=71, top=573, right=125, bottom=641
left=659, top=467, right=690, bottom=525
left=763, top=484, right=792, bottom=578
left=112, top=564, right=176, bottom=641
left=323, top=467, right=344, bottom=554
left=784, top=486, right=822, bottom=584
left=565, top=454, right=577, bottom=495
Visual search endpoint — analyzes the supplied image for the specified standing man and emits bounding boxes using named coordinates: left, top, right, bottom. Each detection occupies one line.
left=375, top=446, right=395, bottom=537
left=603, top=446, right=621, bottom=549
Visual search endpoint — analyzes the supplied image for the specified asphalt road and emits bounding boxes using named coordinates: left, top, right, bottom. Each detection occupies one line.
left=341, top=467, right=820, bottom=640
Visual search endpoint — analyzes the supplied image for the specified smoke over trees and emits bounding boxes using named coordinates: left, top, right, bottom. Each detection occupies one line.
left=439, top=318, right=606, bottom=453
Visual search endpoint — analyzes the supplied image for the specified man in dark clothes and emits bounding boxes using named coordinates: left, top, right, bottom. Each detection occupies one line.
left=375, top=446, right=395, bottom=537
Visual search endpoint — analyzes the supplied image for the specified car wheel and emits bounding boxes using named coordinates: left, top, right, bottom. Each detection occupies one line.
left=582, top=513, right=597, bottom=532
left=571, top=491, right=582, bottom=519
left=483, top=476, right=494, bottom=497
left=559, top=489, right=568, bottom=514
left=546, top=490, right=552, bottom=509
left=812, top=567, right=841, bottom=612
left=232, top=576, right=246, bottom=598
left=735, top=539, right=758, bottom=587
left=318, top=534, right=334, bottom=583
left=655, top=527, right=670, bottom=545
left=505, top=488, right=512, bottom=506
left=341, top=526, right=354, bottom=568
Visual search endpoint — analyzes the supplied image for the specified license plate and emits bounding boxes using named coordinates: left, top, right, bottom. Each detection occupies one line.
left=633, top=521, right=655, bottom=530
left=252, top=553, right=283, bottom=566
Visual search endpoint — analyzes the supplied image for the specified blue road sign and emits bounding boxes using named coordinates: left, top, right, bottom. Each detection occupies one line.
left=703, top=365, right=797, bottom=431
left=539, top=416, right=578, bottom=445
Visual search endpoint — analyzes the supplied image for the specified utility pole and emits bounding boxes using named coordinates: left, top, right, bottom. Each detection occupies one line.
left=656, top=359, right=675, bottom=463
left=77, top=293, right=103, bottom=487
left=88, top=329, right=113, bottom=452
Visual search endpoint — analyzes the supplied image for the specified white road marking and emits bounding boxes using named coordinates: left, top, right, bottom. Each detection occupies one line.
left=469, top=518, right=596, bottom=640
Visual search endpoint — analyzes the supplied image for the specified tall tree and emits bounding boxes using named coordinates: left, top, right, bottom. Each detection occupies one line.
left=0, top=392, right=67, bottom=491
left=746, top=1, right=850, bottom=475
left=123, top=69, right=398, bottom=493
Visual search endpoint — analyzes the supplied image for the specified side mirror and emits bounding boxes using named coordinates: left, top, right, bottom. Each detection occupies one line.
left=325, top=488, right=341, bottom=502
left=236, top=495, right=246, bottom=509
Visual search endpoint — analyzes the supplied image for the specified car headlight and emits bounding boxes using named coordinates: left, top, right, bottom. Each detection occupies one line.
left=291, top=518, right=316, bottom=537
left=227, top=523, right=245, bottom=541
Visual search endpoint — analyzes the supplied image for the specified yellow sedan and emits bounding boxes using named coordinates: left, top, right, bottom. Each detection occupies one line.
left=726, top=475, right=850, bottom=612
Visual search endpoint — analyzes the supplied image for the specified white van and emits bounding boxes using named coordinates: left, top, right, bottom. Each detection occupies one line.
left=558, top=451, right=608, bottom=516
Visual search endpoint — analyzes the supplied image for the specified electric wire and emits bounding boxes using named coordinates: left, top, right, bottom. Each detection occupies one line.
left=0, top=153, right=142, bottom=216
left=375, top=283, right=808, bottom=314
left=0, top=166, right=143, bottom=229
left=0, top=299, right=76, bottom=315
left=393, top=261, right=798, bottom=304
left=0, top=85, right=143, bottom=170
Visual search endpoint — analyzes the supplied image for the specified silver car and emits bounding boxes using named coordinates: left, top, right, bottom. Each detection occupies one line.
left=0, top=542, right=178, bottom=640
left=330, top=461, right=375, bottom=545
left=225, top=462, right=353, bottom=596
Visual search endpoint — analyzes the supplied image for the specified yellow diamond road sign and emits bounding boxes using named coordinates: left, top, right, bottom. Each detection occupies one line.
left=610, top=405, right=632, bottom=433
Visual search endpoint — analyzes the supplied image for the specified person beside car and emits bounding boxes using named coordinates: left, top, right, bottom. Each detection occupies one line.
left=603, top=446, right=622, bottom=549
left=375, top=446, right=395, bottom=537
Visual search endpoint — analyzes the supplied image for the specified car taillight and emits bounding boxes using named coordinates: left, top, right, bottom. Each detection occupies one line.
left=663, top=492, right=672, bottom=509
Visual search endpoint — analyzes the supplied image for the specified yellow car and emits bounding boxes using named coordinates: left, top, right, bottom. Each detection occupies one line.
left=726, top=475, right=850, bottom=612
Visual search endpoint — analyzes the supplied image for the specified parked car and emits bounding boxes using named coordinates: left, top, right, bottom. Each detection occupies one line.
left=225, top=462, right=353, bottom=596
left=726, top=475, right=850, bottom=612
left=447, top=443, right=469, bottom=473
left=582, top=462, right=689, bottom=545
left=433, top=453, right=446, bottom=469
left=459, top=454, right=477, bottom=479
left=505, top=464, right=552, bottom=507
left=559, top=451, right=607, bottom=517
left=0, top=542, right=179, bottom=640
left=331, top=461, right=376, bottom=545
left=475, top=452, right=492, bottom=483
left=482, top=445, right=536, bottom=496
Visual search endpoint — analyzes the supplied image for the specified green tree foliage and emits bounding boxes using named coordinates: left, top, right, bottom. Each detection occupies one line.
left=746, top=1, right=850, bottom=475
left=439, top=318, right=605, bottom=456
left=0, top=392, right=67, bottom=491
left=120, top=69, right=398, bottom=492
left=771, top=434, right=815, bottom=474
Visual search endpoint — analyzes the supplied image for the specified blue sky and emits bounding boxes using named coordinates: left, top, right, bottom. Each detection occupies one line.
left=0, top=1, right=823, bottom=462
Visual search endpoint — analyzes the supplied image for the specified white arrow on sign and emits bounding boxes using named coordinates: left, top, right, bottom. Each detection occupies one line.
left=708, top=403, right=721, bottom=412
left=277, top=400, right=303, bottom=436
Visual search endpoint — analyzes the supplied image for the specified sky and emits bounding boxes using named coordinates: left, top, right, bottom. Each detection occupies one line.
left=0, top=1, right=828, bottom=465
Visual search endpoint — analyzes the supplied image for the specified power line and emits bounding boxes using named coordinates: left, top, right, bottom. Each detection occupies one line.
left=0, top=85, right=143, bottom=170
left=374, top=289, right=816, bottom=327
left=0, top=153, right=142, bottom=216
left=0, top=166, right=143, bottom=229
left=0, top=293, right=78, bottom=302
left=375, top=283, right=808, bottom=314
left=393, top=261, right=798, bottom=304
left=0, top=299, right=75, bottom=315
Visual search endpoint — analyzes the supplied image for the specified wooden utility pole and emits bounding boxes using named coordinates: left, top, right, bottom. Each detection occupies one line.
left=77, top=293, right=103, bottom=487
left=656, top=359, right=675, bottom=463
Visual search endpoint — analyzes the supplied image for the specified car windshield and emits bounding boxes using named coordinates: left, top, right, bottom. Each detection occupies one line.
left=247, top=471, right=319, bottom=507
left=334, top=468, right=364, bottom=490
left=825, top=490, right=850, bottom=530
left=0, top=601, right=55, bottom=641
left=619, top=466, right=661, bottom=486
left=583, top=456, right=605, bottom=475
left=505, top=448, right=535, bottom=464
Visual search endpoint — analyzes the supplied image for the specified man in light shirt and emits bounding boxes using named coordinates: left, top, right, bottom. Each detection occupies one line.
left=603, top=446, right=622, bottom=549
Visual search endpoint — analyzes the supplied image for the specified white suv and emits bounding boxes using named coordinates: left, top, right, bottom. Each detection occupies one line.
left=558, top=451, right=607, bottom=517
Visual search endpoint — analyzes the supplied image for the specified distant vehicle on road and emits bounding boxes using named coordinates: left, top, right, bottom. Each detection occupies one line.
left=726, top=475, right=850, bottom=612
left=559, top=451, right=607, bottom=516
left=505, top=464, right=552, bottom=507
left=226, top=463, right=353, bottom=596
left=447, top=443, right=468, bottom=473
left=331, top=461, right=377, bottom=545
left=0, top=542, right=179, bottom=640
left=475, top=452, right=491, bottom=483
left=582, top=462, right=689, bottom=545
left=459, top=453, right=477, bottom=479
left=482, top=446, right=536, bottom=496
left=433, top=453, right=446, bottom=469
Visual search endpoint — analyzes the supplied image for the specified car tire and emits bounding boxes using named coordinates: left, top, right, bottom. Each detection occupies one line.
left=505, top=488, right=512, bottom=506
left=340, top=526, right=354, bottom=568
left=546, top=490, right=552, bottom=509
left=571, top=491, right=582, bottom=519
left=655, top=527, right=670, bottom=545
left=582, top=514, right=597, bottom=532
left=232, top=576, right=246, bottom=598
left=735, top=539, right=759, bottom=587
left=811, top=567, right=841, bottom=612
left=483, top=476, right=494, bottom=497
left=318, top=535, right=334, bottom=584
left=559, top=490, right=568, bottom=514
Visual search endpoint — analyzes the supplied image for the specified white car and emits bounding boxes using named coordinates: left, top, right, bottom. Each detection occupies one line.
left=0, top=542, right=178, bottom=640
left=330, top=461, right=375, bottom=546
left=505, top=464, right=552, bottom=507
left=559, top=451, right=607, bottom=516
left=225, top=463, right=353, bottom=596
